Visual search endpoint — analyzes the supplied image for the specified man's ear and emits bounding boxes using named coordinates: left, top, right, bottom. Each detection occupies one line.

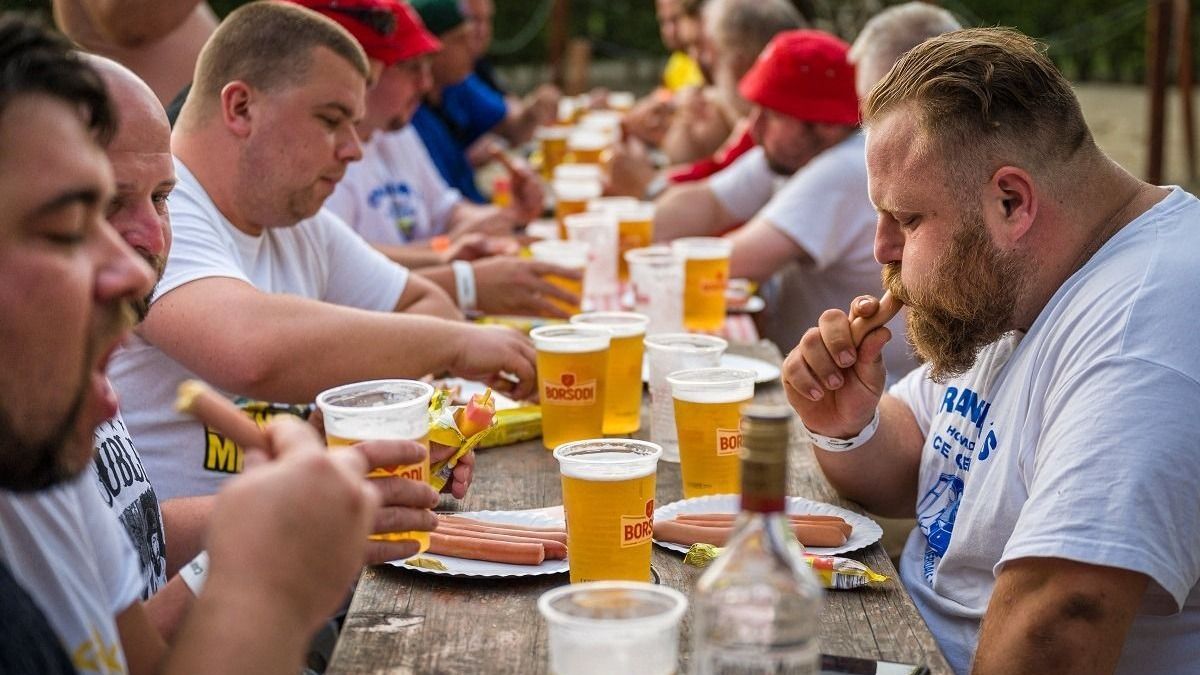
left=219, top=81, right=254, bottom=138
left=986, top=165, right=1037, bottom=245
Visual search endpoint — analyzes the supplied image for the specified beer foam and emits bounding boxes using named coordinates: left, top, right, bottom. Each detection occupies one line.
left=671, top=237, right=732, bottom=261
left=557, top=450, right=658, bottom=481
left=324, top=416, right=426, bottom=442
left=670, top=387, right=753, bottom=404
left=532, top=326, right=611, bottom=353
left=571, top=312, right=649, bottom=338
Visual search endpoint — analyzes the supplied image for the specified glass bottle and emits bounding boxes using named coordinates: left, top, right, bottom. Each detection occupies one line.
left=691, top=404, right=825, bottom=674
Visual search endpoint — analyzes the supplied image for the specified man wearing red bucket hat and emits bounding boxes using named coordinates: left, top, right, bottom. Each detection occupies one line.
left=654, top=29, right=916, bottom=381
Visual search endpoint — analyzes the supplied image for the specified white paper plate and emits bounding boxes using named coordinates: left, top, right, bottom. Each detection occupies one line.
left=391, top=510, right=569, bottom=577
left=653, top=494, right=883, bottom=556
left=642, top=353, right=781, bottom=384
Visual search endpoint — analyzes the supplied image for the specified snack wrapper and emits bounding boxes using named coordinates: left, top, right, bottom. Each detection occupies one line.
left=428, top=388, right=497, bottom=491
left=683, top=543, right=890, bottom=590
left=476, top=406, right=542, bottom=448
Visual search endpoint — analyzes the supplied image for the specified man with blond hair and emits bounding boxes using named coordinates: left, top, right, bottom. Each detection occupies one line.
left=112, top=2, right=534, bottom=502
left=784, top=27, right=1200, bottom=673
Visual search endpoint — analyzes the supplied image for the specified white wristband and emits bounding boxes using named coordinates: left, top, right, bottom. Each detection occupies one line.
left=804, top=408, right=880, bottom=452
left=451, top=260, right=477, bottom=311
left=179, top=550, right=209, bottom=596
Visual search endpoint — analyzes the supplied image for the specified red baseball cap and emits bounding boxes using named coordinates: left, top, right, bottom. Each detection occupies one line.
left=291, top=0, right=441, bottom=66
left=738, top=29, right=859, bottom=126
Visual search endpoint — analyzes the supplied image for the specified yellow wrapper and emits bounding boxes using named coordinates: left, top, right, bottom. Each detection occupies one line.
left=476, top=406, right=542, bottom=448
left=428, top=388, right=497, bottom=491
left=683, top=543, right=890, bottom=590
left=405, top=556, right=448, bottom=571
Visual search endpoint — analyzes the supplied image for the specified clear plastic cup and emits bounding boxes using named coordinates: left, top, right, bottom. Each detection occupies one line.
left=315, top=379, right=434, bottom=548
left=586, top=196, right=640, bottom=215
left=553, top=177, right=604, bottom=239
left=672, top=237, right=733, bottom=332
left=553, top=439, right=662, bottom=583
left=643, top=334, right=727, bottom=462
left=564, top=211, right=619, bottom=300
left=535, top=125, right=572, bottom=180
left=530, top=240, right=589, bottom=315
left=624, top=246, right=684, bottom=335
left=538, top=581, right=687, bottom=675
left=667, top=367, right=756, bottom=497
left=570, top=311, right=650, bottom=434
left=607, top=91, right=635, bottom=111
left=554, top=163, right=604, bottom=183
left=531, top=326, right=612, bottom=449
left=612, top=202, right=656, bottom=282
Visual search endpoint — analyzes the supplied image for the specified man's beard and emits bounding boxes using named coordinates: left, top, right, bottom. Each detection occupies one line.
left=883, top=211, right=1029, bottom=383
left=0, top=301, right=136, bottom=491
left=132, top=251, right=166, bottom=322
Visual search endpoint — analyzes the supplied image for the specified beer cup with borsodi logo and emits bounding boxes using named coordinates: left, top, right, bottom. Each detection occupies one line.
left=571, top=312, right=650, bottom=435
left=672, top=237, right=732, bottom=332
left=667, top=368, right=756, bottom=497
left=554, top=439, right=663, bottom=583
left=531, top=326, right=611, bottom=450
left=315, top=379, right=434, bottom=552
left=612, top=202, right=656, bottom=283
left=530, top=240, right=589, bottom=316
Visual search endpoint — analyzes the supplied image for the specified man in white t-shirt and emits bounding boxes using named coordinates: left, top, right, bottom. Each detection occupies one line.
left=112, top=3, right=537, bottom=501
left=308, top=0, right=583, bottom=318
left=0, top=17, right=384, bottom=673
left=785, top=28, right=1200, bottom=674
left=655, top=29, right=913, bottom=378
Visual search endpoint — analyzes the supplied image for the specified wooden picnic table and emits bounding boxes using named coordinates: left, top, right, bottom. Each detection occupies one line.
left=328, top=341, right=952, bottom=674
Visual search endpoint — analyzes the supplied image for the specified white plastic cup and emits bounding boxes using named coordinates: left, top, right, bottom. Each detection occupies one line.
left=643, top=334, right=727, bottom=462
left=538, top=581, right=687, bottom=675
left=553, top=163, right=605, bottom=183
left=623, top=246, right=684, bottom=335
left=564, top=211, right=619, bottom=300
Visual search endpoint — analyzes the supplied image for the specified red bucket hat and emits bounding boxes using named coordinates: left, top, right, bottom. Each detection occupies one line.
left=738, top=29, right=859, bottom=126
left=291, top=0, right=441, bottom=66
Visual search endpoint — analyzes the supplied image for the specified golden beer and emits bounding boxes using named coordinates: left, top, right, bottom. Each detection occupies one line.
left=672, top=237, right=732, bottom=331
left=537, top=126, right=571, bottom=180
left=530, top=240, right=589, bottom=316
left=668, top=368, right=755, bottom=497
left=316, top=379, right=434, bottom=552
left=615, top=205, right=655, bottom=282
left=553, top=178, right=602, bottom=239
left=531, top=326, right=611, bottom=449
left=571, top=312, right=649, bottom=435
left=326, top=433, right=431, bottom=550
left=567, top=129, right=609, bottom=166
left=554, top=439, right=662, bottom=583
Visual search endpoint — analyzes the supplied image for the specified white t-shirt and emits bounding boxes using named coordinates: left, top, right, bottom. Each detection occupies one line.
left=755, top=133, right=915, bottom=381
left=708, top=146, right=785, bottom=222
left=325, top=126, right=462, bottom=245
left=92, top=410, right=166, bottom=599
left=0, top=474, right=143, bottom=675
left=109, top=158, right=410, bottom=500
left=889, top=187, right=1200, bottom=674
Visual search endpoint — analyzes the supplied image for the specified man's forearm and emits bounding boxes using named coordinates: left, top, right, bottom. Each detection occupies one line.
left=653, top=183, right=733, bottom=241
left=372, top=242, right=445, bottom=269
left=810, top=394, right=925, bottom=518
left=162, top=496, right=212, bottom=576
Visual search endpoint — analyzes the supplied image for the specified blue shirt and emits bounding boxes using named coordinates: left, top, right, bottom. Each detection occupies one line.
left=412, top=74, right=508, bottom=203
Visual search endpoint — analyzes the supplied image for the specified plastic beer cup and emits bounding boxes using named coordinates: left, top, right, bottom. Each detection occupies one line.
left=624, top=246, right=684, bottom=335
left=672, top=237, right=732, bottom=331
left=316, top=379, right=434, bottom=551
left=643, top=334, right=727, bottom=462
left=564, top=211, right=619, bottom=300
left=531, top=326, right=611, bottom=450
left=571, top=312, right=650, bottom=434
left=554, top=163, right=603, bottom=184
left=567, top=129, right=609, bottom=165
left=553, top=439, right=662, bottom=583
left=529, top=240, right=589, bottom=316
left=539, top=581, right=687, bottom=675
left=554, top=178, right=603, bottom=239
left=536, top=125, right=571, bottom=180
left=667, top=368, right=756, bottom=497
left=612, top=202, right=656, bottom=282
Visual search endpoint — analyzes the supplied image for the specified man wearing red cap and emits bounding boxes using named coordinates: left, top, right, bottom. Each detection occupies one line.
left=654, top=29, right=914, bottom=380
left=311, top=0, right=583, bottom=318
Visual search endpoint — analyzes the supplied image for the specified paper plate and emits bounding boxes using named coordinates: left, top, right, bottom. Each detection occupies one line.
left=391, top=510, right=568, bottom=578
left=653, top=494, right=883, bottom=556
left=726, top=295, right=765, bottom=314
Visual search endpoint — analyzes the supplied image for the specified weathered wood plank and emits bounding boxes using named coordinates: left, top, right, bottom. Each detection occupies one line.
left=329, top=341, right=950, bottom=674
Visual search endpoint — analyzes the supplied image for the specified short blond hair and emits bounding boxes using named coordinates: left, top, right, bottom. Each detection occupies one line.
left=864, top=27, right=1094, bottom=188
left=191, top=2, right=369, bottom=110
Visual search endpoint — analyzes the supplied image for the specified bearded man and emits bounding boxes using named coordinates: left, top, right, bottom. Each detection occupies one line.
left=782, top=27, right=1200, bottom=675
